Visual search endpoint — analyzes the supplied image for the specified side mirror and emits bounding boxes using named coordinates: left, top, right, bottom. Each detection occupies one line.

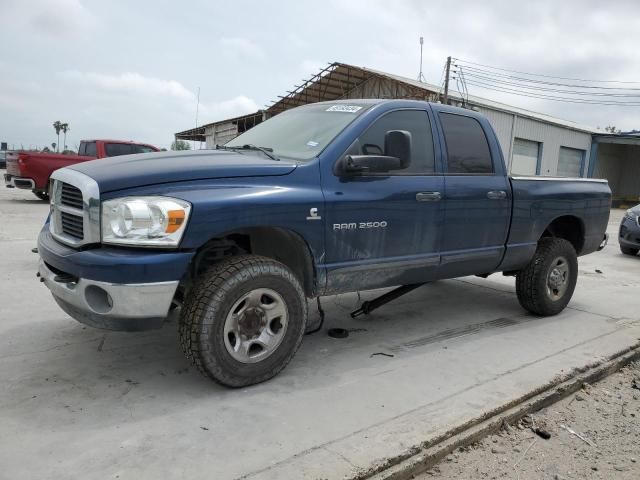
left=343, top=154, right=402, bottom=173
left=384, top=130, right=411, bottom=168
left=338, top=129, right=412, bottom=175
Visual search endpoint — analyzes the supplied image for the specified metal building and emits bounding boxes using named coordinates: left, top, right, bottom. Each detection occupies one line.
left=175, top=62, right=638, bottom=203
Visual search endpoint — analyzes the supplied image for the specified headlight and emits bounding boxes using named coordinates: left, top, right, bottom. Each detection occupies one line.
left=101, top=196, right=191, bottom=247
left=625, top=209, right=637, bottom=220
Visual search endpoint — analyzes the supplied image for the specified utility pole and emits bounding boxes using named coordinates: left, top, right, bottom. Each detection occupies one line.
left=443, top=56, right=451, bottom=104
left=417, top=37, right=425, bottom=82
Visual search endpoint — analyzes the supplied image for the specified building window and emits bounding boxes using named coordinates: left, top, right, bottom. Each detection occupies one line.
left=511, top=138, right=541, bottom=176
left=557, top=146, right=585, bottom=177
left=440, top=113, right=494, bottom=174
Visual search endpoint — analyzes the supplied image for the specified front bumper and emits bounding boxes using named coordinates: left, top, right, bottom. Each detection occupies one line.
left=619, top=215, right=640, bottom=249
left=4, top=173, right=35, bottom=189
left=37, top=227, right=194, bottom=331
left=39, top=260, right=179, bottom=331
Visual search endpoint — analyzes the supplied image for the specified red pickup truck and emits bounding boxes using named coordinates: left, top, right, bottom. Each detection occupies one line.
left=4, top=139, right=159, bottom=200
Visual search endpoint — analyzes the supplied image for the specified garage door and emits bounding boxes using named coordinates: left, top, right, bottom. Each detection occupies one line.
left=557, top=147, right=585, bottom=177
left=511, top=138, right=540, bottom=175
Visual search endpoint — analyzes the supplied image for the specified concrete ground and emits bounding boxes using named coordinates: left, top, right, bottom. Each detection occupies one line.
left=1, top=175, right=639, bottom=480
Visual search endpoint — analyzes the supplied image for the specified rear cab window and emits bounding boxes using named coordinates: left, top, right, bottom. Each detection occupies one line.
left=105, top=143, right=134, bottom=157
left=440, top=113, right=494, bottom=174
left=79, top=141, right=96, bottom=156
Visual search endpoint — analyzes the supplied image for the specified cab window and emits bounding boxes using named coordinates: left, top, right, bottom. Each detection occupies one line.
left=352, top=110, right=435, bottom=174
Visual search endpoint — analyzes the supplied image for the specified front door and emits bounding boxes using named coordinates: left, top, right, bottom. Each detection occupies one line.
left=322, top=108, right=444, bottom=294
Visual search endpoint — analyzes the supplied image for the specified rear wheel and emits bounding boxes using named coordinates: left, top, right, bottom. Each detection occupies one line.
left=516, top=238, right=578, bottom=316
left=179, top=255, right=307, bottom=387
left=620, top=246, right=639, bottom=256
left=33, top=190, right=49, bottom=202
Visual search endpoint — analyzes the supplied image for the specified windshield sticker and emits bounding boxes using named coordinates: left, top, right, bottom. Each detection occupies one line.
left=326, top=105, right=362, bottom=113
left=306, top=140, right=319, bottom=147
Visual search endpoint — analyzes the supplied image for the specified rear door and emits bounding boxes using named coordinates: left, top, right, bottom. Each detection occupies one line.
left=437, top=112, right=511, bottom=277
left=322, top=108, right=444, bottom=293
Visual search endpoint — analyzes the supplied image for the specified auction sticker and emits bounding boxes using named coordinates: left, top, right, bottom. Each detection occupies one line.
left=326, top=105, right=362, bottom=113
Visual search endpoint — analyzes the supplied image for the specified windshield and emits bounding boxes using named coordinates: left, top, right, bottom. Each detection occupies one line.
left=225, top=103, right=371, bottom=161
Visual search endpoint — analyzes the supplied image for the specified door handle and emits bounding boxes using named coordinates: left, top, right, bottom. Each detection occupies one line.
left=416, top=191, right=442, bottom=202
left=487, top=190, right=507, bottom=200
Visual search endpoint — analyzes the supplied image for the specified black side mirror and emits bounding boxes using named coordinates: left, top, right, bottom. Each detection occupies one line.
left=338, top=129, right=412, bottom=175
left=343, top=154, right=402, bottom=173
left=385, top=130, right=411, bottom=168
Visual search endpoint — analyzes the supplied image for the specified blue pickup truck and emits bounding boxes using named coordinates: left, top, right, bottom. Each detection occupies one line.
left=37, top=99, right=611, bottom=386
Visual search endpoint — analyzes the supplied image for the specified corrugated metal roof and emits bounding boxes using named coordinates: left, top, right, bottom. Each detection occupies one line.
left=176, top=61, right=601, bottom=139
left=356, top=65, right=599, bottom=134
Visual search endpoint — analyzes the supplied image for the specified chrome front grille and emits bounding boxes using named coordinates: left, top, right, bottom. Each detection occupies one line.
left=60, top=210, right=84, bottom=239
left=60, top=183, right=84, bottom=209
left=49, top=169, right=100, bottom=247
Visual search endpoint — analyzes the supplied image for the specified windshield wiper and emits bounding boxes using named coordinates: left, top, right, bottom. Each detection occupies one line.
left=216, top=144, right=279, bottom=161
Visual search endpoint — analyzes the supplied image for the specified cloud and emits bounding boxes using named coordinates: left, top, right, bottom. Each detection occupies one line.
left=60, top=71, right=196, bottom=100
left=1, top=0, right=96, bottom=37
left=199, top=96, right=260, bottom=122
left=219, top=37, right=265, bottom=59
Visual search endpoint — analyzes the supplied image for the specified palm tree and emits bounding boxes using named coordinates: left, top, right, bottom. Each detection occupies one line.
left=53, top=121, right=63, bottom=153
left=61, top=123, right=70, bottom=152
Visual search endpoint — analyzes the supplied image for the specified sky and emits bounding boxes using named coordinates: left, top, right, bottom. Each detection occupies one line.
left=1, top=0, right=639, bottom=151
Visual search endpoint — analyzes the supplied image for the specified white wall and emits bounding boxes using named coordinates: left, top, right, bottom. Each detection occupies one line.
left=477, top=106, right=592, bottom=176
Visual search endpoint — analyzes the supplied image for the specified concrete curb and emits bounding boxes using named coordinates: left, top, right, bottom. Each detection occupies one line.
left=358, top=341, right=640, bottom=480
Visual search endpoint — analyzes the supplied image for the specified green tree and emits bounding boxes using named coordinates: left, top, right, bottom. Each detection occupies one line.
left=61, top=123, right=70, bottom=150
left=604, top=125, right=621, bottom=134
left=53, top=121, right=63, bottom=152
left=171, top=139, right=192, bottom=151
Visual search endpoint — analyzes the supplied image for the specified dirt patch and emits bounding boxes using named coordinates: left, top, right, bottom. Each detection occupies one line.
left=417, top=362, right=640, bottom=479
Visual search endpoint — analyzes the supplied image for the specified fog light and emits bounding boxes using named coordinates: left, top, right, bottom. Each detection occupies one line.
left=85, top=285, right=113, bottom=314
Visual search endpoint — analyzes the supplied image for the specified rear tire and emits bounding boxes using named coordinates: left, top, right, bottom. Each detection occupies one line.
left=33, top=191, right=49, bottom=202
left=516, top=238, right=578, bottom=316
left=620, top=246, right=639, bottom=256
left=179, top=255, right=307, bottom=387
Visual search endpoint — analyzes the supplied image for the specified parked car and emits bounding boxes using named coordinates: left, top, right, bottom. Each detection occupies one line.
left=619, top=205, right=640, bottom=256
left=37, top=99, right=611, bottom=387
left=4, top=140, right=159, bottom=200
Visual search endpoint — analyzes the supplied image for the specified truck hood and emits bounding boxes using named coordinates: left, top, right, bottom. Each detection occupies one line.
left=68, top=150, right=297, bottom=192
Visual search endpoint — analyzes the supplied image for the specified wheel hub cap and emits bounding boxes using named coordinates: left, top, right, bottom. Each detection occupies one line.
left=223, top=288, right=289, bottom=364
left=546, top=256, right=569, bottom=301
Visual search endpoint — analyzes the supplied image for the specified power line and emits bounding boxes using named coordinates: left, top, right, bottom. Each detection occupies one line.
left=454, top=70, right=640, bottom=97
left=455, top=64, right=640, bottom=91
left=453, top=57, right=640, bottom=84
left=459, top=79, right=640, bottom=106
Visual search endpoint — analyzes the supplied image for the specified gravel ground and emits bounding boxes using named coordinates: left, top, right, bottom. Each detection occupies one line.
left=418, top=361, right=640, bottom=479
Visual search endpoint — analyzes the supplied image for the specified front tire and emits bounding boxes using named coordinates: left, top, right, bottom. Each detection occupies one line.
left=179, top=255, right=307, bottom=387
left=620, top=246, right=639, bottom=256
left=33, top=190, right=49, bottom=202
left=516, top=238, right=578, bottom=316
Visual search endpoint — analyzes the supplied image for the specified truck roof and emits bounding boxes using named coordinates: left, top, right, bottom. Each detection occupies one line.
left=80, top=139, right=156, bottom=146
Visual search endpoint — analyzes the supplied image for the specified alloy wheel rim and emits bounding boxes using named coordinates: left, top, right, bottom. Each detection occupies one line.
left=223, top=288, right=289, bottom=363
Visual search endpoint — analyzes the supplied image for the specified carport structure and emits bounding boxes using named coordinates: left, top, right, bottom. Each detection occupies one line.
left=590, top=133, right=640, bottom=207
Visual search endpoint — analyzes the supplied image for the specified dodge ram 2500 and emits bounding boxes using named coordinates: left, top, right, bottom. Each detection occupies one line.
left=37, top=99, right=611, bottom=387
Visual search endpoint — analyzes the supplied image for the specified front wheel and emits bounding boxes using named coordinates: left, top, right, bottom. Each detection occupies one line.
left=33, top=190, right=49, bottom=202
left=620, top=246, right=639, bottom=256
left=516, top=238, right=578, bottom=316
left=179, top=255, right=307, bottom=387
